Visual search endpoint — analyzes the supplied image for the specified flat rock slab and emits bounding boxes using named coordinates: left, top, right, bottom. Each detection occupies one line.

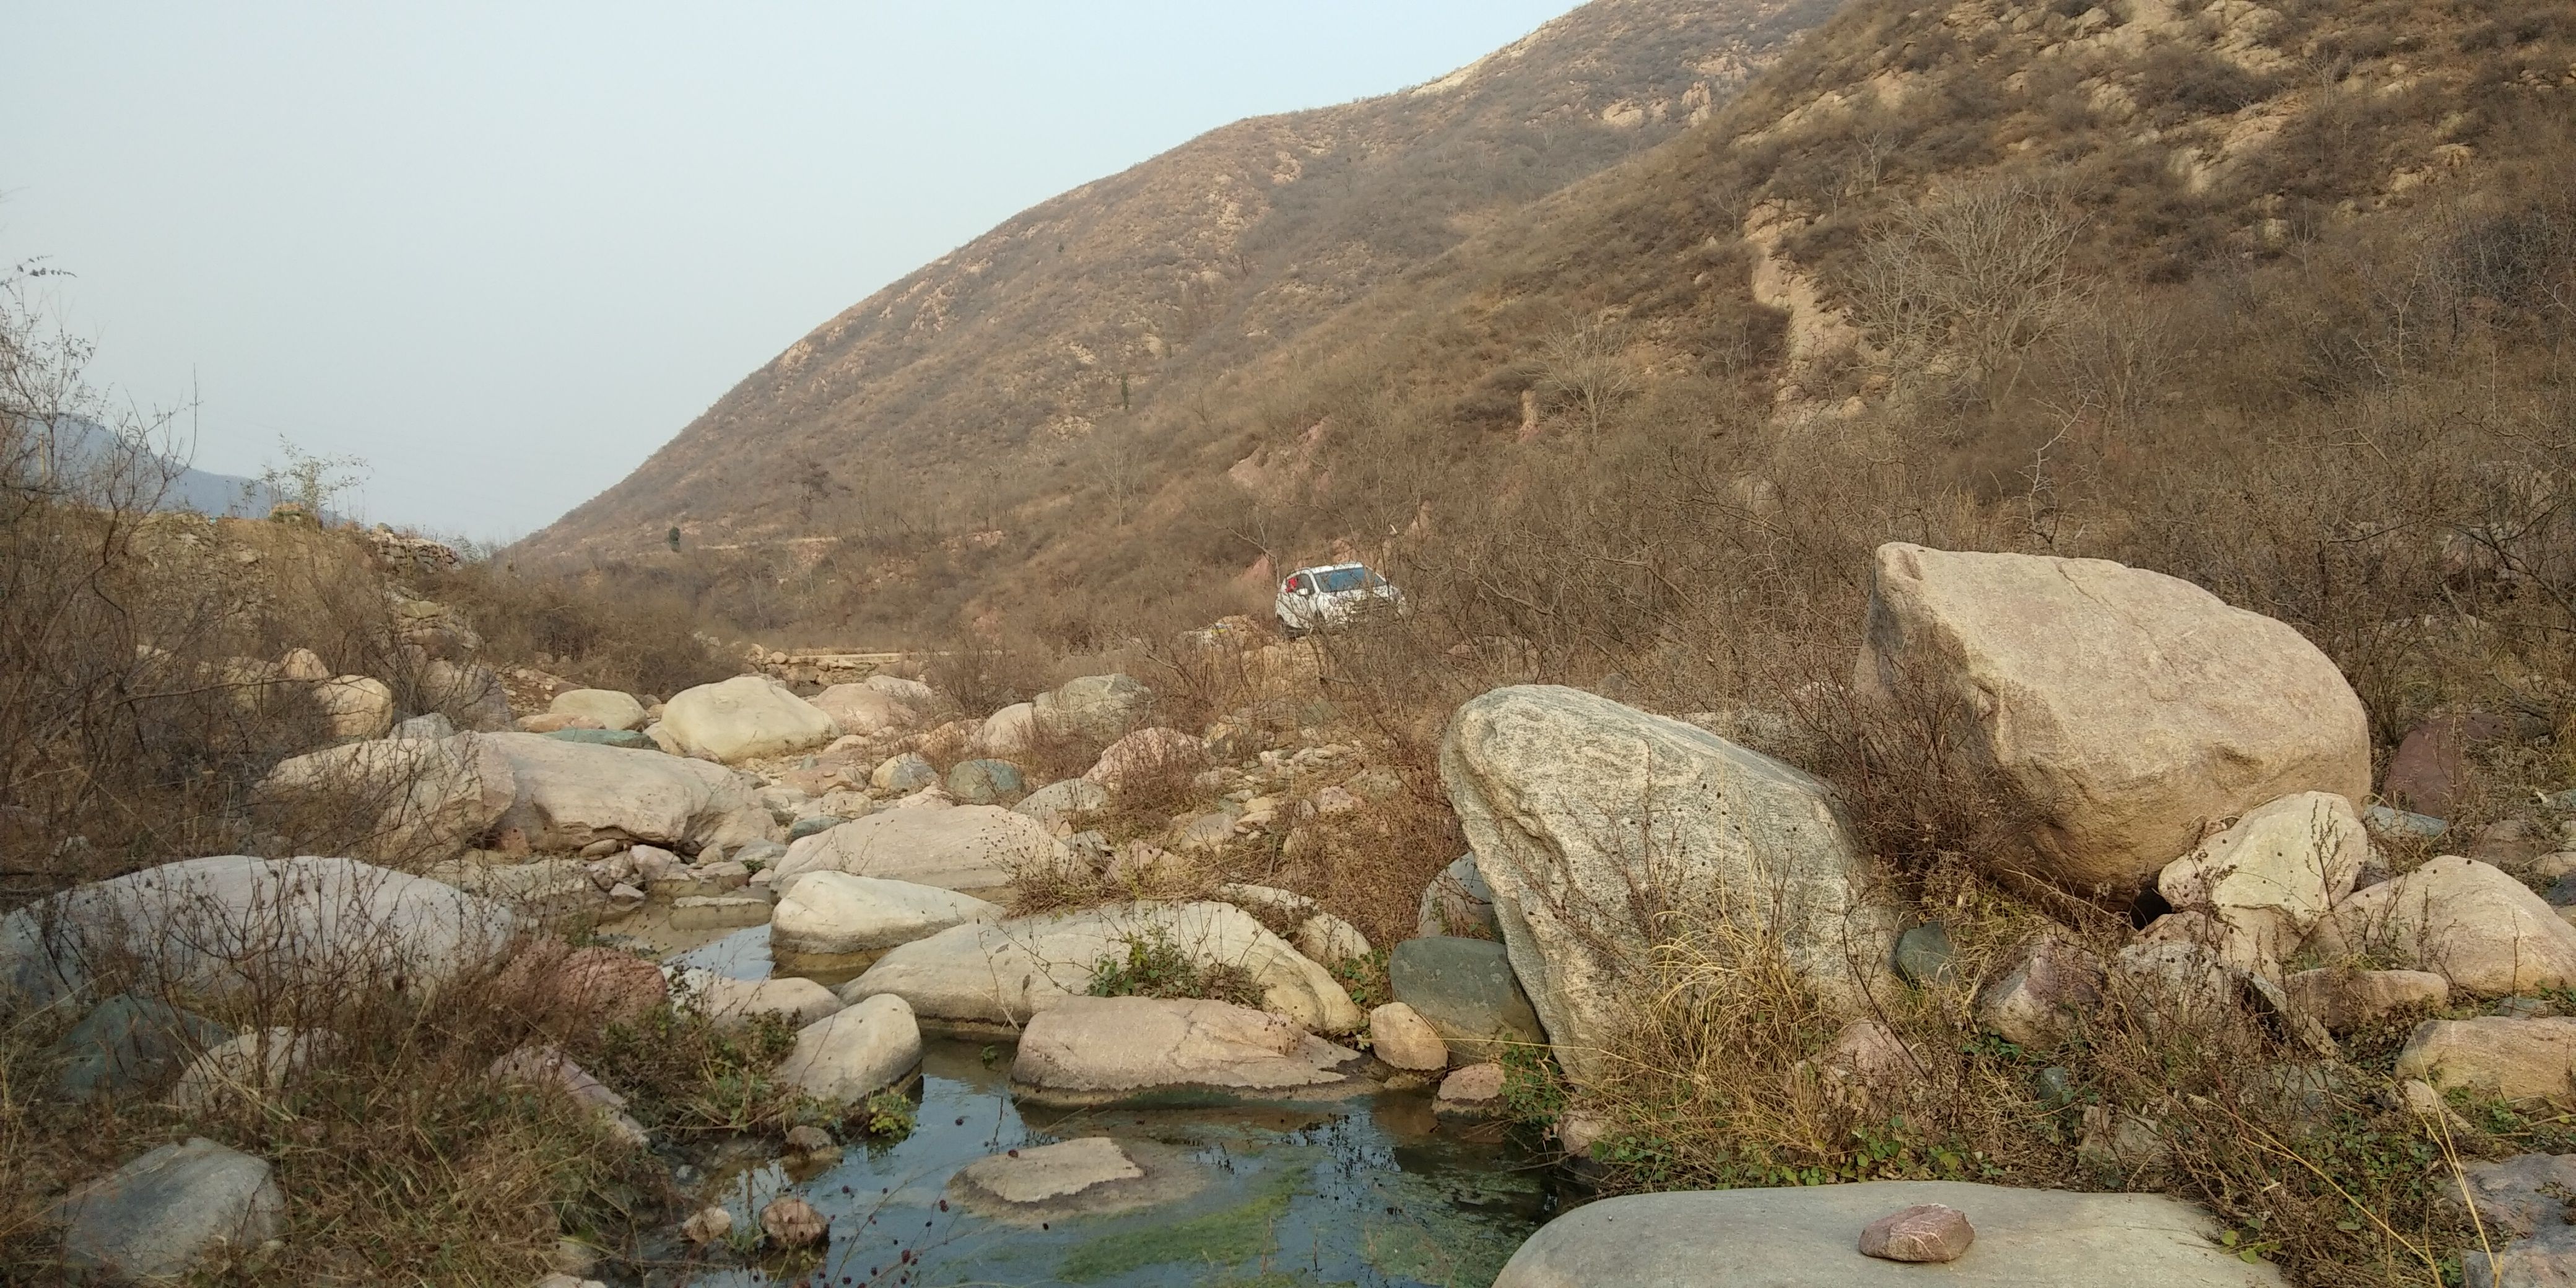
left=1011, top=995, right=1367, bottom=1107
left=843, top=900, right=1360, bottom=1035
left=484, top=731, right=776, bottom=853
left=946, top=1136, right=1206, bottom=1224
left=773, top=802, right=1071, bottom=895
left=770, top=872, right=1001, bottom=960
left=58, top=1137, right=285, bottom=1282
left=1492, top=1182, right=2286, bottom=1287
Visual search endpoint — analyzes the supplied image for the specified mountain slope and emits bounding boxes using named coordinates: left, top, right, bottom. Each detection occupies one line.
left=521, top=0, right=1838, bottom=563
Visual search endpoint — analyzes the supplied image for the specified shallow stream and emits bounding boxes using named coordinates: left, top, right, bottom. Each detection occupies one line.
left=646, top=926, right=1560, bottom=1288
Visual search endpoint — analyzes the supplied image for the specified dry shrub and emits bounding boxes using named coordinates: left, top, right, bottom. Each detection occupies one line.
left=423, top=557, right=734, bottom=698
left=1560, top=876, right=2523, bottom=1287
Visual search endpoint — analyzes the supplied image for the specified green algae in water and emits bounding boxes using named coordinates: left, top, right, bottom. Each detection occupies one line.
left=1056, top=1162, right=1306, bottom=1282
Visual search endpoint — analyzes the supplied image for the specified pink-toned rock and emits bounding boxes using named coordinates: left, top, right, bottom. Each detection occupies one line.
left=1858, top=1203, right=1975, bottom=1263
left=1435, top=1062, right=1506, bottom=1118
left=2383, top=713, right=2513, bottom=818
left=1369, top=1002, right=1449, bottom=1071
left=759, top=1194, right=827, bottom=1248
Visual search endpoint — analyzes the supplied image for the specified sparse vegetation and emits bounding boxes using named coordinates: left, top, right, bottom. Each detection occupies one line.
left=1087, top=929, right=1265, bottom=1009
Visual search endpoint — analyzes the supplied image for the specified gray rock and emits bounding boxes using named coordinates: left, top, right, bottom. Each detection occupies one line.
left=1388, top=936, right=1546, bottom=1063
left=2363, top=803, right=2448, bottom=840
left=391, top=711, right=457, bottom=740
left=1035, top=673, right=1154, bottom=741
left=843, top=900, right=1360, bottom=1035
left=871, top=752, right=938, bottom=793
left=774, top=993, right=922, bottom=1105
left=1010, top=995, right=1365, bottom=1107
left=1894, top=923, right=1956, bottom=988
left=1, top=855, right=516, bottom=1009
left=785, top=814, right=844, bottom=842
left=421, top=658, right=513, bottom=732
left=1442, top=685, right=1900, bottom=1082
left=1492, top=1181, right=2287, bottom=1287
left=252, top=734, right=517, bottom=865
left=542, top=727, right=653, bottom=750
left=1416, top=853, right=1500, bottom=940
left=2467, top=1225, right=2576, bottom=1288
left=549, top=689, right=647, bottom=732
left=58, top=1138, right=286, bottom=1282
left=1014, top=777, right=1110, bottom=828
left=946, top=1136, right=1203, bottom=1225
left=946, top=758, right=1026, bottom=805
left=483, top=731, right=777, bottom=853
left=53, top=994, right=232, bottom=1100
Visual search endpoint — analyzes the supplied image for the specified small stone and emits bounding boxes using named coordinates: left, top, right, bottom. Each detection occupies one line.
left=784, top=1125, right=833, bottom=1153
left=1858, top=1203, right=1974, bottom=1263
left=1893, top=921, right=1956, bottom=987
left=1368, top=1002, right=1449, bottom=1071
left=2033, top=1065, right=2076, bottom=1107
left=759, top=1194, right=827, bottom=1248
left=681, top=1205, right=732, bottom=1244
left=1435, top=1062, right=1506, bottom=1118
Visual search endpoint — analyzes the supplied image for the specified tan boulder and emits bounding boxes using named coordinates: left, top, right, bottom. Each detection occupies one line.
left=1084, top=727, right=1209, bottom=791
left=2307, top=856, right=2576, bottom=997
left=2396, top=1017, right=2576, bottom=1102
left=2156, top=792, right=2365, bottom=974
left=2281, top=967, right=2448, bottom=1033
left=1368, top=1002, right=1449, bottom=1071
left=659, top=676, right=837, bottom=762
left=549, top=689, right=646, bottom=732
left=312, top=675, right=396, bottom=741
left=1010, top=996, right=1364, bottom=1107
left=253, top=734, right=516, bottom=864
left=1855, top=543, right=2369, bottom=895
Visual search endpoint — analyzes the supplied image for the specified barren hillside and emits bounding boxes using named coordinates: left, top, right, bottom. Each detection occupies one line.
left=519, top=0, right=1837, bottom=567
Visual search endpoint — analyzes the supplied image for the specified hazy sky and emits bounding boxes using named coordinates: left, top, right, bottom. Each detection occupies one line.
left=2, top=2, right=1577, bottom=541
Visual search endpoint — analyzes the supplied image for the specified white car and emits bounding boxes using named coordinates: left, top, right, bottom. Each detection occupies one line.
left=1275, top=562, right=1404, bottom=635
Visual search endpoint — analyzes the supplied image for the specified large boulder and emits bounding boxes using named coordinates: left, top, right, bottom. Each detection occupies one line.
left=769, top=872, right=1002, bottom=959
left=1010, top=995, right=1366, bottom=1107
left=1014, top=777, right=1109, bottom=828
left=549, top=689, right=647, bottom=732
left=946, top=758, right=1025, bottom=805
left=975, top=702, right=1038, bottom=757
left=773, top=802, right=1072, bottom=897
left=871, top=752, right=939, bottom=793
left=2155, top=792, right=2366, bottom=975
left=1388, top=936, right=1546, bottom=1063
left=420, top=658, right=513, bottom=733
left=58, top=1138, right=286, bottom=1283
left=1855, top=543, right=2370, bottom=895
left=311, top=675, right=396, bottom=741
left=484, top=731, right=775, bottom=853
left=1441, top=685, right=1900, bottom=1082
left=2306, top=856, right=2576, bottom=996
left=774, top=993, right=922, bottom=1104
left=813, top=682, right=923, bottom=738
left=1035, top=673, right=1154, bottom=741
left=670, top=970, right=842, bottom=1030
left=1490, top=1181, right=2286, bottom=1287
left=659, top=676, right=837, bottom=762
left=863, top=673, right=939, bottom=708
left=842, top=900, right=1363, bottom=1035
left=0, top=856, right=516, bottom=1009
left=253, top=734, right=517, bottom=864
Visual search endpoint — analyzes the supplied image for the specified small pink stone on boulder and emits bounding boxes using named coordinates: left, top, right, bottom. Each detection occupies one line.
left=1858, top=1203, right=1973, bottom=1263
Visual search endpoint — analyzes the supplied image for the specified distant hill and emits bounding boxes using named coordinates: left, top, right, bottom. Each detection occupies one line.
left=525, top=0, right=2576, bottom=650
left=27, top=417, right=289, bottom=518
left=518, top=0, right=1839, bottom=570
